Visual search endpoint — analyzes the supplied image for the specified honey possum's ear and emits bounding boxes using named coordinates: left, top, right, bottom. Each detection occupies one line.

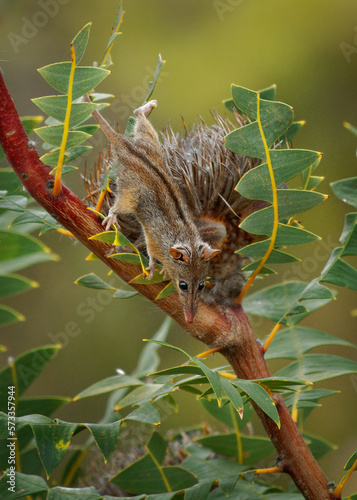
left=170, top=246, right=190, bottom=263
left=197, top=217, right=227, bottom=248
left=200, top=247, right=221, bottom=262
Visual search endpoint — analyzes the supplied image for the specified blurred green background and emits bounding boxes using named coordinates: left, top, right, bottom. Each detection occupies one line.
left=1, top=0, right=357, bottom=494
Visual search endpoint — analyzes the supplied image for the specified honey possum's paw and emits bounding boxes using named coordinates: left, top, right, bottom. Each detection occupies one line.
left=145, top=256, right=157, bottom=280
left=102, top=209, right=119, bottom=231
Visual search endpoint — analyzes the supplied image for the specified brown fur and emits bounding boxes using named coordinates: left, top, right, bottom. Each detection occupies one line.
left=88, top=98, right=225, bottom=323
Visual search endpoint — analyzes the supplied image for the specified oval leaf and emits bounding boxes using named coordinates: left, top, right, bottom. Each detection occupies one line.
left=38, top=63, right=110, bottom=101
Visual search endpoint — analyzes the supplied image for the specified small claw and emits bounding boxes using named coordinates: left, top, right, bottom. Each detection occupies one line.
left=145, top=257, right=157, bottom=280
left=159, top=266, right=169, bottom=279
left=134, top=100, right=158, bottom=117
left=144, top=266, right=155, bottom=280
left=102, top=211, right=118, bottom=231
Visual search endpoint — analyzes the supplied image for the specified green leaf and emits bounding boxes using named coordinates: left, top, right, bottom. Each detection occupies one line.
left=0, top=169, right=23, bottom=196
left=125, top=401, right=161, bottom=425
left=344, top=449, right=357, bottom=470
left=0, top=194, right=28, bottom=211
left=274, top=223, right=321, bottom=246
left=88, top=230, right=116, bottom=244
left=305, top=175, right=325, bottom=190
left=85, top=421, right=120, bottom=462
left=320, top=256, right=357, bottom=290
left=147, top=431, right=167, bottom=464
left=340, top=213, right=357, bottom=256
left=0, top=304, right=25, bottom=326
left=193, top=359, right=222, bottom=404
left=242, top=281, right=334, bottom=325
left=225, top=86, right=293, bottom=158
left=243, top=247, right=300, bottom=267
left=124, top=116, right=136, bottom=138
left=0, top=230, right=58, bottom=273
left=110, top=453, right=168, bottom=493
left=89, top=226, right=128, bottom=246
left=277, top=354, right=357, bottom=382
left=237, top=239, right=300, bottom=264
left=0, top=345, right=61, bottom=409
left=17, top=397, right=71, bottom=418
left=236, top=149, right=322, bottom=201
left=66, top=145, right=92, bottom=162
left=73, top=375, right=142, bottom=400
left=135, top=318, right=172, bottom=378
left=74, top=273, right=117, bottom=290
left=344, top=121, right=357, bottom=137
left=31, top=419, right=78, bottom=477
left=278, top=120, right=305, bottom=145
left=147, top=340, right=224, bottom=402
left=284, top=388, right=338, bottom=408
left=109, top=252, right=142, bottom=264
left=225, top=121, right=265, bottom=159
left=155, top=281, right=176, bottom=300
left=20, top=115, right=44, bottom=134
left=9, top=209, right=59, bottom=229
left=265, top=326, right=355, bottom=360
left=111, top=441, right=197, bottom=494
left=145, top=54, right=166, bottom=103
left=72, top=23, right=91, bottom=64
left=35, top=125, right=90, bottom=148
left=116, top=382, right=173, bottom=410
left=242, top=261, right=276, bottom=275
left=231, top=379, right=280, bottom=427
left=162, top=466, right=198, bottom=492
left=113, top=289, right=138, bottom=299
left=220, top=378, right=244, bottom=416
left=239, top=190, right=327, bottom=235
left=32, top=96, right=99, bottom=127
left=231, top=85, right=294, bottom=138
left=331, top=176, right=357, bottom=208
left=196, top=433, right=274, bottom=465
left=40, top=149, right=69, bottom=167
left=184, top=481, right=213, bottom=500
left=182, top=455, right=245, bottom=483
left=303, top=432, right=336, bottom=460
left=242, top=282, right=306, bottom=322
left=75, top=124, right=99, bottom=135
left=90, top=92, right=114, bottom=102
left=259, top=83, right=277, bottom=101
left=298, top=280, right=335, bottom=301
left=200, top=398, right=253, bottom=430
left=38, top=63, right=110, bottom=101
left=129, top=270, right=167, bottom=285
left=0, top=471, right=48, bottom=499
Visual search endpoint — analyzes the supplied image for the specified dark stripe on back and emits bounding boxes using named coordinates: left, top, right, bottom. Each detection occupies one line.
left=125, top=140, right=188, bottom=223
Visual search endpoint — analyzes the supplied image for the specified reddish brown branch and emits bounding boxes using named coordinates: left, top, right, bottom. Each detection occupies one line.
left=0, top=72, right=335, bottom=500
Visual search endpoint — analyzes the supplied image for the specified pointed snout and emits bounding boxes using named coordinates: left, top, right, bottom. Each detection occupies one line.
left=184, top=306, right=197, bottom=324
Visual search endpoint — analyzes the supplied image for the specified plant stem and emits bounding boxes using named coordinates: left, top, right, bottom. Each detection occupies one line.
left=0, top=72, right=335, bottom=500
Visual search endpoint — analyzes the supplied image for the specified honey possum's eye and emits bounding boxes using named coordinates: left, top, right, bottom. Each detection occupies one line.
left=179, top=281, right=188, bottom=291
left=198, top=281, right=205, bottom=291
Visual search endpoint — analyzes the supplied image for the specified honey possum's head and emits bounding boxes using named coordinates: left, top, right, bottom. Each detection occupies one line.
left=85, top=112, right=265, bottom=306
left=167, top=243, right=221, bottom=324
